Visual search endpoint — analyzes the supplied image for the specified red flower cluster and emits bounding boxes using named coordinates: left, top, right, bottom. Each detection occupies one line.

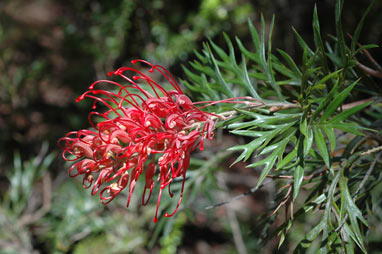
left=58, top=60, right=219, bottom=222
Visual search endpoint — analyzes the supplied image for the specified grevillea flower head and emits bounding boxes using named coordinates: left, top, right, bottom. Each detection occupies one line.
left=58, top=59, right=221, bottom=222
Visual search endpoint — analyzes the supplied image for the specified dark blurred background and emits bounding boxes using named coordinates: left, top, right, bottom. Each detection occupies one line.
left=0, top=0, right=381, bottom=253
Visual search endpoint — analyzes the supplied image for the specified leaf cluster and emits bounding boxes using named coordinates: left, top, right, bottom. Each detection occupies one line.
left=183, top=0, right=381, bottom=252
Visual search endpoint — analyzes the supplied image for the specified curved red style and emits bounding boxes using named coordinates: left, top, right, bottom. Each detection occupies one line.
left=58, top=59, right=220, bottom=222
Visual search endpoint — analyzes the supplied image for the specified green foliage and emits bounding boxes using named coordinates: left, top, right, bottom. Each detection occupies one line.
left=87, top=0, right=135, bottom=67
left=0, top=144, right=55, bottom=254
left=3, top=143, right=55, bottom=216
left=184, top=0, right=381, bottom=252
left=159, top=212, right=186, bottom=254
left=0, top=147, right=152, bottom=254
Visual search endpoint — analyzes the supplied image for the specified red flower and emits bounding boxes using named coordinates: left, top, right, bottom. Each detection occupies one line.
left=58, top=60, right=220, bottom=222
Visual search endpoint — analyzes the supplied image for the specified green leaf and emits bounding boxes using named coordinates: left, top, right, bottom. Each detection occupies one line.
left=189, top=60, right=214, bottom=76
left=208, top=46, right=235, bottom=98
left=228, top=109, right=301, bottom=128
left=259, top=15, right=267, bottom=65
left=277, top=49, right=302, bottom=78
left=339, top=175, right=368, bottom=253
left=335, top=0, right=346, bottom=60
left=201, top=73, right=220, bottom=101
left=182, top=80, right=203, bottom=93
left=248, top=18, right=260, bottom=53
left=292, top=26, right=314, bottom=56
left=255, top=14, right=283, bottom=99
left=293, top=165, right=304, bottom=200
left=236, top=36, right=260, bottom=65
left=295, top=172, right=340, bottom=253
left=209, top=38, right=230, bottom=63
left=312, top=193, right=327, bottom=205
left=223, top=32, right=236, bottom=64
left=240, top=55, right=260, bottom=98
left=354, top=44, right=379, bottom=55
left=351, top=0, right=376, bottom=53
left=229, top=129, right=266, bottom=138
left=306, top=219, right=327, bottom=242
left=228, top=134, right=270, bottom=164
left=303, top=127, right=314, bottom=157
left=182, top=65, right=201, bottom=84
left=250, top=151, right=278, bottom=185
left=312, top=80, right=339, bottom=120
left=278, top=231, right=286, bottom=249
left=314, top=127, right=330, bottom=168
left=330, top=122, right=365, bottom=136
left=248, top=71, right=268, bottom=80
left=328, top=101, right=372, bottom=123
left=229, top=123, right=294, bottom=165
left=343, top=224, right=357, bottom=254
left=277, top=147, right=297, bottom=170
left=322, top=126, right=336, bottom=152
left=249, top=129, right=296, bottom=187
left=259, top=127, right=294, bottom=155
left=300, top=118, right=308, bottom=136
left=267, top=15, right=275, bottom=59
left=316, top=69, right=342, bottom=87
left=320, top=79, right=359, bottom=122
left=313, top=5, right=330, bottom=76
